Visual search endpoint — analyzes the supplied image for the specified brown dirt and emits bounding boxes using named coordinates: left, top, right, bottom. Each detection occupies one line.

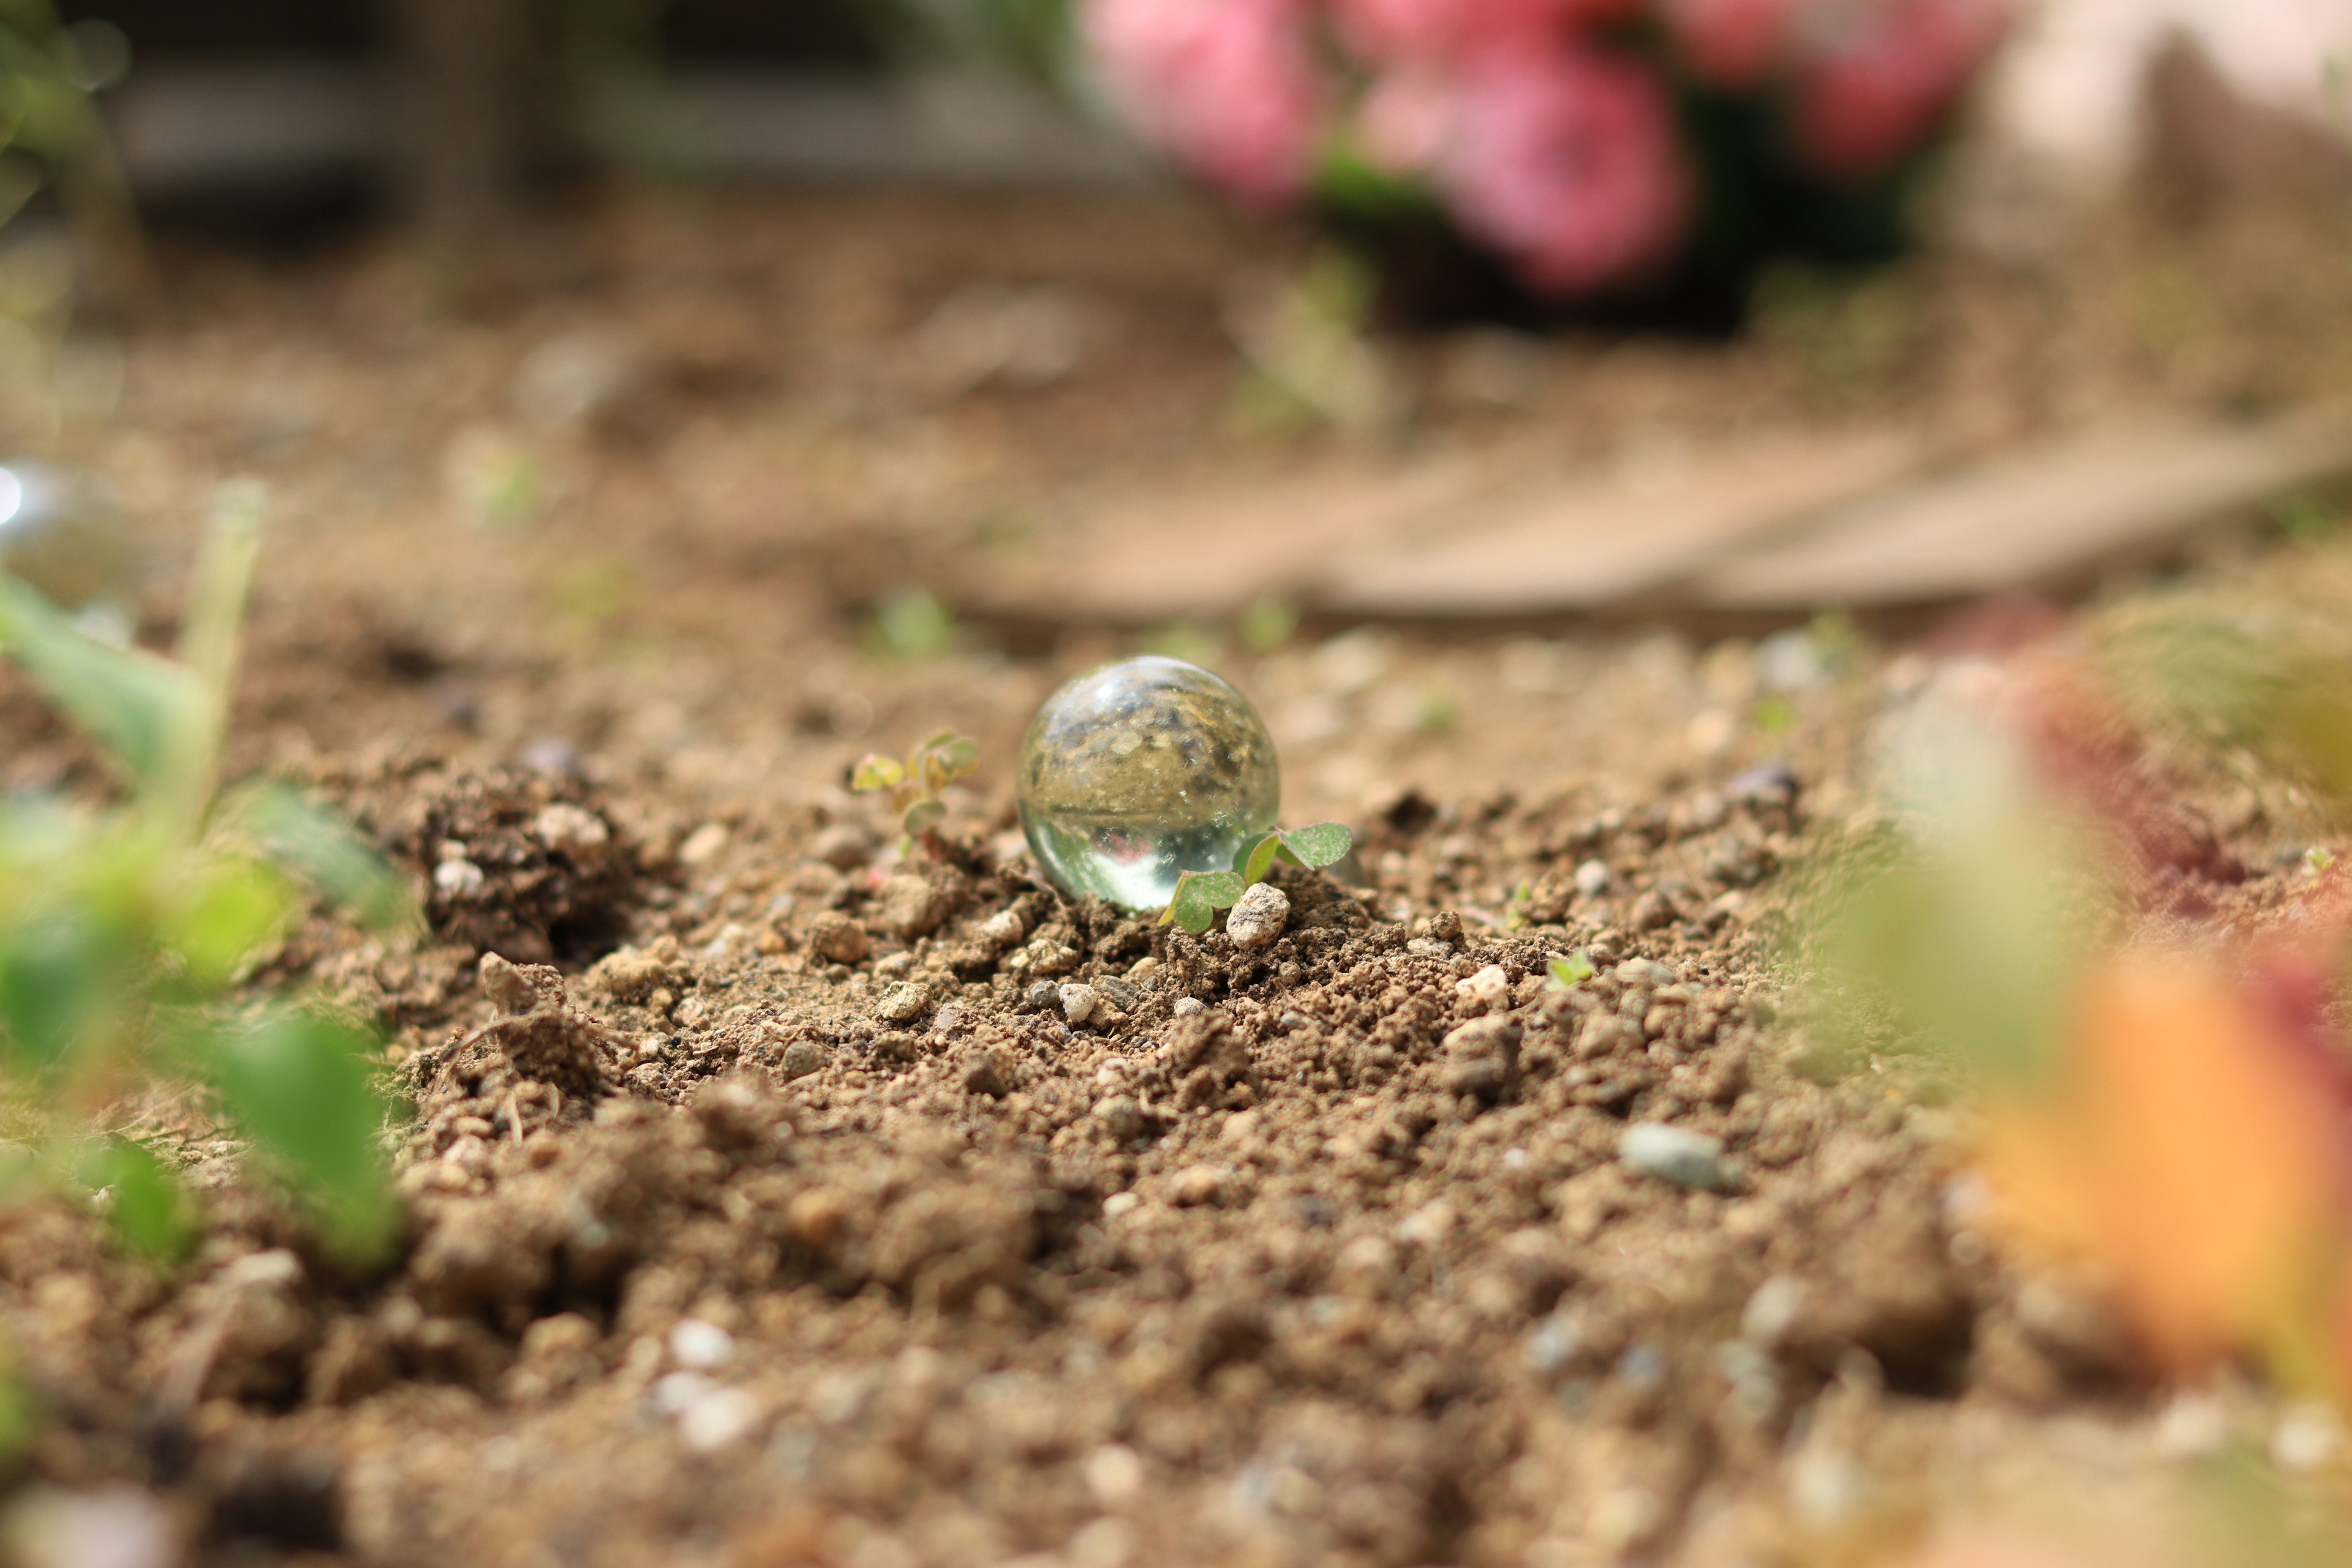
left=2, top=185, right=2348, bottom=1567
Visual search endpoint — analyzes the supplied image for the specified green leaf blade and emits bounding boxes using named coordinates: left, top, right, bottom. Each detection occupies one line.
left=205, top=1011, right=396, bottom=1263
left=217, top=781, right=415, bottom=935
left=0, top=575, right=209, bottom=799
left=1283, top=822, right=1353, bottom=869
left=1241, top=834, right=1283, bottom=886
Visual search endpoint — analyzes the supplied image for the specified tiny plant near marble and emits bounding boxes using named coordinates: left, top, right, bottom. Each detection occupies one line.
left=1160, top=821, right=1354, bottom=936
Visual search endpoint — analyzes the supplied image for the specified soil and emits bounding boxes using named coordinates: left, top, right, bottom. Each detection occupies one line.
left=2, top=184, right=2349, bottom=1567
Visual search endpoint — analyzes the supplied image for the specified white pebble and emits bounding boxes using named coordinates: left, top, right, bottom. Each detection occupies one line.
left=432, top=858, right=486, bottom=896
left=1225, top=882, right=1291, bottom=949
left=1619, top=1123, right=1731, bottom=1190
left=1059, top=981, right=1100, bottom=1026
left=1173, top=996, right=1206, bottom=1017
left=669, top=1317, right=736, bottom=1370
left=679, top=821, right=730, bottom=867
left=679, top=1387, right=761, bottom=1452
left=652, top=1370, right=715, bottom=1415
left=1574, top=859, right=1612, bottom=897
left=1456, top=964, right=1511, bottom=1011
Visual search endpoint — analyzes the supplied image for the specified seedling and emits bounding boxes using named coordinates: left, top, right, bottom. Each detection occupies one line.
left=853, top=729, right=981, bottom=846
left=1548, top=951, right=1596, bottom=989
left=1158, top=821, right=1354, bottom=935
left=0, top=483, right=414, bottom=1264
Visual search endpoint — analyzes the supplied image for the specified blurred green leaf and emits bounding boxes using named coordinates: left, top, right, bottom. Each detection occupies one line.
left=1236, top=595, right=1298, bottom=653
left=1283, top=822, right=1353, bottom=869
left=0, top=903, right=123, bottom=1079
left=1548, top=951, right=1596, bottom=989
left=79, top=1134, right=195, bottom=1261
left=205, top=1010, right=395, bottom=1262
left=1240, top=833, right=1283, bottom=886
left=0, top=573, right=208, bottom=799
left=851, top=755, right=904, bottom=793
left=216, top=780, right=415, bottom=935
left=157, top=851, right=294, bottom=990
left=902, top=799, right=946, bottom=837
left=870, top=587, right=955, bottom=661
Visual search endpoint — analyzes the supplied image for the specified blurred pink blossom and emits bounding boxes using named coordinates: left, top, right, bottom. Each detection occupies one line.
left=1440, top=47, right=1691, bottom=291
left=1357, top=69, right=1458, bottom=175
left=1793, top=0, right=2011, bottom=179
left=1332, top=0, right=1643, bottom=67
left=1084, top=0, right=1325, bottom=208
left=1666, top=0, right=1798, bottom=86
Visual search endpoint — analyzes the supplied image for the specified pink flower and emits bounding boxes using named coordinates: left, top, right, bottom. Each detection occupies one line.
left=1792, top=0, right=2010, bottom=180
left=1438, top=47, right=1691, bottom=293
left=1665, top=0, right=1800, bottom=87
left=1357, top=70, right=1458, bottom=175
left=1083, top=0, right=1325, bottom=209
left=1332, top=0, right=1643, bottom=68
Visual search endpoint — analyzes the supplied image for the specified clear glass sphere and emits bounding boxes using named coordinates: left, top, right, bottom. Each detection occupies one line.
left=1017, top=656, right=1280, bottom=910
left=0, top=464, right=130, bottom=616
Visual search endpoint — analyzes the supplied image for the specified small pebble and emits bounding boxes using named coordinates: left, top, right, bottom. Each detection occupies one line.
left=1456, top=964, right=1511, bottom=1011
left=1101, top=1191, right=1141, bottom=1218
left=931, top=1001, right=968, bottom=1035
left=778, top=1039, right=827, bottom=1081
left=1025, top=980, right=1060, bottom=1011
left=1619, top=1123, right=1732, bottom=1191
left=669, top=1317, right=736, bottom=1370
left=679, top=822, right=730, bottom=867
left=1725, top=762, right=1800, bottom=805
left=977, top=908, right=1027, bottom=950
left=1613, top=958, right=1677, bottom=987
left=1059, top=981, right=1100, bottom=1026
left=433, top=858, right=486, bottom=897
left=1574, top=859, right=1612, bottom=897
left=1097, top=975, right=1144, bottom=1012
left=1224, top=882, right=1291, bottom=949
left=1172, top=996, right=1207, bottom=1017
left=679, top=1387, right=761, bottom=1452
left=875, top=981, right=930, bottom=1025
left=1405, top=937, right=1455, bottom=960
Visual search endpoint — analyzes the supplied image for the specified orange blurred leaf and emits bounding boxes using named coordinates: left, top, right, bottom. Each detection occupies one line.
left=1983, top=960, right=2348, bottom=1371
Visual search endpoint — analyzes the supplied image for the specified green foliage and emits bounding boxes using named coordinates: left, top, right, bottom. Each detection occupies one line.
left=852, top=729, right=982, bottom=843
left=1160, top=870, right=1244, bottom=936
left=1548, top=951, right=1596, bottom=990
left=1158, top=822, right=1355, bottom=933
left=0, top=484, right=415, bottom=1265
left=1235, top=595, right=1298, bottom=653
left=869, top=587, right=957, bottom=661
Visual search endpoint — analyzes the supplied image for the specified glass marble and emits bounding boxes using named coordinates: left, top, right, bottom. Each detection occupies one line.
left=1017, top=656, right=1280, bottom=910
left=0, top=463, right=130, bottom=616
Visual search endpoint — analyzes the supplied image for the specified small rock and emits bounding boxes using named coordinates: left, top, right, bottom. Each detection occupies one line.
left=669, top=1318, right=736, bottom=1370
left=875, top=981, right=930, bottom=1025
left=805, top=916, right=869, bottom=966
left=679, top=822, right=730, bottom=867
left=434, top=858, right=486, bottom=897
left=778, top=1039, right=827, bottom=1081
left=532, top=802, right=611, bottom=858
left=1101, top=1192, right=1141, bottom=1219
left=1574, top=859, right=1613, bottom=897
left=1172, top=996, right=1207, bottom=1017
left=806, top=823, right=875, bottom=870
left=1740, top=1275, right=1810, bottom=1349
left=1095, top=1096, right=1145, bottom=1141
left=1456, top=964, right=1512, bottom=1011
left=1085, top=1444, right=1146, bottom=1507
left=874, top=872, right=960, bottom=940
left=1725, top=763, right=1800, bottom=807
left=4, top=1485, right=174, bottom=1568
left=932, top=1001, right=968, bottom=1035
left=1613, top=959, right=1677, bottom=987
left=1060, top=982, right=1101, bottom=1027
left=1619, top=1123, right=1732, bottom=1191
left=679, top=1387, right=761, bottom=1453
left=1025, top=980, right=1061, bottom=1012
left=976, top=908, right=1027, bottom=951
left=1171, top=1165, right=1227, bottom=1205
left=1098, top=975, right=1144, bottom=1012
left=1405, top=937, right=1455, bottom=960
left=1225, top=883, right=1291, bottom=949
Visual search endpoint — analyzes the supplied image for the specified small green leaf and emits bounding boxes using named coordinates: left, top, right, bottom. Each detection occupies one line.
left=159, top=852, right=296, bottom=989
left=851, top=755, right=903, bottom=793
left=903, top=799, right=946, bottom=837
left=0, top=905, right=127, bottom=1079
left=1548, top=951, right=1596, bottom=989
left=0, top=575, right=210, bottom=800
left=81, top=1136, right=197, bottom=1261
left=936, top=736, right=979, bottom=776
left=1241, top=833, right=1283, bottom=886
left=217, top=780, right=415, bottom=934
left=1191, top=871, right=1245, bottom=910
left=205, top=1010, right=396, bottom=1262
left=1283, top=822, right=1353, bottom=869
left=1164, top=869, right=1245, bottom=934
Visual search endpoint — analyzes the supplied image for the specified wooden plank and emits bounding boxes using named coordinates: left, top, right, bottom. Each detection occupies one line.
left=1319, top=429, right=1923, bottom=616
left=969, top=449, right=1515, bottom=623
left=1694, top=404, right=2352, bottom=610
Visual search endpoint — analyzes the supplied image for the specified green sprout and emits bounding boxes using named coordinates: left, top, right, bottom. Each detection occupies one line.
left=852, top=729, right=981, bottom=847
left=869, top=586, right=957, bottom=661
left=1548, top=951, right=1596, bottom=989
left=1158, top=821, right=1355, bottom=935
left=0, top=483, right=415, bottom=1264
